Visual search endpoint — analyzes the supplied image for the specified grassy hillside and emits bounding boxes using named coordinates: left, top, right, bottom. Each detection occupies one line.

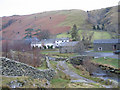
left=57, top=10, right=92, bottom=29
left=87, top=6, right=118, bottom=33
left=1, top=9, right=92, bottom=40
left=1, top=5, right=118, bottom=41
left=57, top=30, right=112, bottom=41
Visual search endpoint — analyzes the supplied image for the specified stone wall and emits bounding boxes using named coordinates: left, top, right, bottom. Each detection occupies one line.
left=69, top=55, right=93, bottom=65
left=1, top=57, right=55, bottom=81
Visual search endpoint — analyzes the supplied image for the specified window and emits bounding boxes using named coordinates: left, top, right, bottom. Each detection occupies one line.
left=113, top=45, right=117, bottom=50
left=98, top=47, right=102, bottom=51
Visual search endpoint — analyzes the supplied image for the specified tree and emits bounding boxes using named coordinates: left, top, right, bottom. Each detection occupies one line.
left=80, top=32, right=94, bottom=50
left=24, top=28, right=34, bottom=38
left=74, top=41, right=85, bottom=54
left=2, top=40, right=9, bottom=58
left=83, top=57, right=97, bottom=75
left=37, top=30, right=51, bottom=40
left=34, top=29, right=41, bottom=36
left=71, top=24, right=78, bottom=41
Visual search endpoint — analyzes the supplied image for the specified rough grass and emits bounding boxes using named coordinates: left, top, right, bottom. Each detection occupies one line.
left=93, top=51, right=113, bottom=53
left=49, top=60, right=58, bottom=69
left=37, top=60, right=48, bottom=70
left=66, top=62, right=113, bottom=86
left=1, top=76, right=49, bottom=88
left=55, top=53, right=77, bottom=58
left=41, top=49, right=77, bottom=58
left=58, top=10, right=91, bottom=28
left=49, top=60, right=71, bottom=88
left=67, top=82, right=104, bottom=88
left=57, top=30, right=112, bottom=41
left=49, top=60, right=108, bottom=88
left=92, top=57, right=119, bottom=69
left=49, top=60, right=101, bottom=88
left=50, top=78, right=69, bottom=88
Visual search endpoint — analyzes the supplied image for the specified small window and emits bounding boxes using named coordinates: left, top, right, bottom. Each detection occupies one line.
left=98, top=47, right=102, bottom=51
left=113, top=45, right=117, bottom=50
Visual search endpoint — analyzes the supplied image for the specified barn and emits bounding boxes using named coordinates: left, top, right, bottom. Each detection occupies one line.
left=93, top=39, right=120, bottom=51
left=59, top=41, right=79, bottom=53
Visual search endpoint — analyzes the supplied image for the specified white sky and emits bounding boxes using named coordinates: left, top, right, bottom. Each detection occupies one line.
left=0, top=0, right=119, bottom=17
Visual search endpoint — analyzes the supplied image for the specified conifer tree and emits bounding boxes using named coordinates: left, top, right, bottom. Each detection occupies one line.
left=71, top=24, right=78, bottom=41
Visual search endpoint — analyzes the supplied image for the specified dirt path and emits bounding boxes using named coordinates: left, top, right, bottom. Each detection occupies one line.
left=56, top=61, right=113, bottom=88
left=57, top=61, right=95, bottom=83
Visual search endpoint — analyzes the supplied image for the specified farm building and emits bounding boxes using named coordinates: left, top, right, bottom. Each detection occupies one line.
left=31, top=39, right=55, bottom=49
left=59, top=41, right=79, bottom=53
left=31, top=38, right=70, bottom=49
left=55, top=38, right=70, bottom=47
left=93, top=39, right=120, bottom=51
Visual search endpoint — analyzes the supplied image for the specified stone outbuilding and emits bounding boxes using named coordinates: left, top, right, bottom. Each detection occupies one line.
left=59, top=41, right=79, bottom=53
left=93, top=39, right=120, bottom=51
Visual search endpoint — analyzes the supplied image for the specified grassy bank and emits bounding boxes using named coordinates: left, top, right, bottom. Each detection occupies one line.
left=49, top=60, right=104, bottom=88
left=66, top=62, right=113, bottom=86
left=1, top=76, right=49, bottom=88
left=37, top=60, right=48, bottom=70
left=41, top=49, right=77, bottom=58
left=92, top=57, right=119, bottom=69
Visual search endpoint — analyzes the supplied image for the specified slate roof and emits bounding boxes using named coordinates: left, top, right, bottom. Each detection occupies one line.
left=60, top=41, right=79, bottom=47
left=31, top=38, right=70, bottom=44
left=94, top=39, right=120, bottom=44
left=41, top=39, right=55, bottom=44
left=55, top=38, right=69, bottom=41
left=25, top=37, right=39, bottom=42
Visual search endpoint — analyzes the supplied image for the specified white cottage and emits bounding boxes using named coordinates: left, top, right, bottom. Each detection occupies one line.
left=31, top=38, right=70, bottom=49
left=31, top=39, right=55, bottom=49
left=55, top=38, right=70, bottom=47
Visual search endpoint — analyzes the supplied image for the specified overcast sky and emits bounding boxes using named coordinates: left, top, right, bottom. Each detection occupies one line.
left=0, top=0, right=119, bottom=17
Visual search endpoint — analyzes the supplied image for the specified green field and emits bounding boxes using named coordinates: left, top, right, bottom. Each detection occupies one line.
left=57, top=30, right=112, bottom=41
left=92, top=57, right=119, bottom=69
left=40, top=49, right=77, bottom=58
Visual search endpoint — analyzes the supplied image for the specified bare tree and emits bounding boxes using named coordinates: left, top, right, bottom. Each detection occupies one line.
left=80, top=32, right=94, bottom=49
left=32, top=47, right=41, bottom=67
left=37, top=30, right=51, bottom=40
left=82, top=57, right=97, bottom=75
left=2, top=40, right=10, bottom=58
left=74, top=41, right=85, bottom=54
left=2, top=39, right=42, bottom=67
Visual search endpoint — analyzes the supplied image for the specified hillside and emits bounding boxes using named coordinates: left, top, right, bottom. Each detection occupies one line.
left=87, top=6, right=119, bottom=33
left=1, top=5, right=119, bottom=41
left=1, top=10, right=91, bottom=40
left=57, top=30, right=112, bottom=41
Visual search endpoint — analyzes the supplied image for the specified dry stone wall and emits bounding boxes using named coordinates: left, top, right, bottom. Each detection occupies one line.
left=1, top=57, right=55, bottom=81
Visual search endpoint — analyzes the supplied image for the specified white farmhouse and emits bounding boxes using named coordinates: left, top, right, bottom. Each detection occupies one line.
left=31, top=39, right=55, bottom=49
left=31, top=42, right=42, bottom=48
left=55, top=38, right=70, bottom=47
left=31, top=38, right=70, bottom=49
